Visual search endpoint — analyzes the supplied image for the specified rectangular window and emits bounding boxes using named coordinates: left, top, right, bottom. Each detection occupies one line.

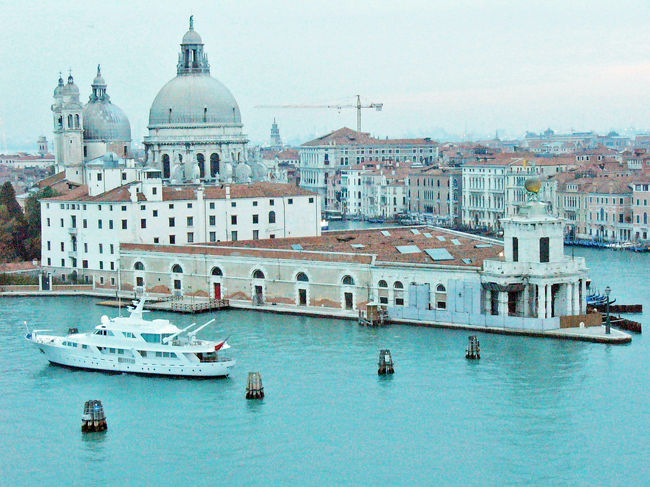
left=540, top=237, right=550, bottom=263
left=60, top=242, right=65, bottom=251
left=153, top=237, right=159, bottom=244
left=47, top=218, right=50, bottom=226
left=84, top=243, right=88, bottom=253
left=253, top=201, right=258, bottom=206
left=231, top=202, right=236, bottom=208
left=61, top=259, right=65, bottom=267
left=110, top=261, right=114, bottom=270
left=122, top=205, right=126, bottom=211
left=109, top=220, right=113, bottom=229
left=83, top=219, right=87, bottom=228
left=110, top=244, right=114, bottom=254
left=47, top=241, right=51, bottom=251
left=253, top=230, right=259, bottom=240
left=169, top=235, right=175, bottom=244
left=169, top=217, right=175, bottom=227
left=97, top=173, right=102, bottom=181
left=309, top=197, right=314, bottom=203
left=99, top=243, right=103, bottom=254
left=140, top=205, right=145, bottom=210
left=99, top=261, right=104, bottom=270
left=82, top=260, right=88, bottom=269
left=187, top=216, right=193, bottom=227
left=512, top=237, right=518, bottom=262
left=209, top=202, right=215, bottom=209
left=288, top=198, right=293, bottom=204
left=270, top=199, right=275, bottom=206
left=141, top=219, right=146, bottom=229
left=231, top=215, right=237, bottom=225
left=187, top=232, right=194, bottom=243
left=187, top=202, right=192, bottom=208
left=169, top=204, right=174, bottom=209
left=252, top=214, right=258, bottom=224
left=60, top=218, right=64, bottom=227
left=231, top=231, right=238, bottom=241
left=153, top=210, right=158, bottom=217
left=209, top=215, right=216, bottom=225
left=209, top=232, right=216, bottom=242
left=121, top=220, right=127, bottom=229
left=47, top=258, right=51, bottom=265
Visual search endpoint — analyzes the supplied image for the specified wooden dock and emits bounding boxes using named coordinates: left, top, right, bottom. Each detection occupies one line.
left=97, top=297, right=230, bottom=314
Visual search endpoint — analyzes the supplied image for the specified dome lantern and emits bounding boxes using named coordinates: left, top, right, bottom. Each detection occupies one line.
left=177, top=15, right=210, bottom=75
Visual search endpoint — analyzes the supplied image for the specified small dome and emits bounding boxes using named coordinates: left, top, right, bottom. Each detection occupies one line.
left=149, top=75, right=241, bottom=126
left=83, top=102, right=131, bottom=142
left=63, top=75, right=79, bottom=95
left=182, top=29, right=202, bottom=44
left=220, top=162, right=233, bottom=180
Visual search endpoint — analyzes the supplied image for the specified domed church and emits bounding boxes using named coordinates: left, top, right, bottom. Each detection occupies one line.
left=51, top=67, right=132, bottom=184
left=144, top=16, right=250, bottom=183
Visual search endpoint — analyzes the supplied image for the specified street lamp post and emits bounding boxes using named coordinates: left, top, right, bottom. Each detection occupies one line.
left=604, top=285, right=611, bottom=335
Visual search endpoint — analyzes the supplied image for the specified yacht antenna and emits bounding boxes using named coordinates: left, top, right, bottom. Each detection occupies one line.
left=187, top=318, right=216, bottom=339
left=117, top=257, right=122, bottom=316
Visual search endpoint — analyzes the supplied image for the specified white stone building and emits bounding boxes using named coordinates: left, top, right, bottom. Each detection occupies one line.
left=299, top=127, right=438, bottom=208
left=41, top=180, right=320, bottom=285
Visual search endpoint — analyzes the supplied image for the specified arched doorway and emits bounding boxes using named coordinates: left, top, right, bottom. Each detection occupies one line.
left=210, top=153, right=220, bottom=178
left=162, top=154, right=171, bottom=179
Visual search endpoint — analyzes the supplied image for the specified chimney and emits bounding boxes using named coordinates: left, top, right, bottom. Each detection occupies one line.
left=129, top=185, right=138, bottom=203
left=225, top=185, right=231, bottom=199
left=197, top=185, right=204, bottom=202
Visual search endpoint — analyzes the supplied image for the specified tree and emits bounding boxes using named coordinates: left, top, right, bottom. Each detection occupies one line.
left=23, top=186, right=59, bottom=261
left=0, top=182, right=23, bottom=219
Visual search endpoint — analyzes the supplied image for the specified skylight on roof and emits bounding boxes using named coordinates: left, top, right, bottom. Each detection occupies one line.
left=461, top=258, right=473, bottom=264
left=423, top=233, right=432, bottom=238
left=424, top=248, right=454, bottom=261
left=396, top=245, right=421, bottom=254
left=436, top=236, right=446, bottom=241
left=475, top=244, right=492, bottom=248
left=381, top=230, right=391, bottom=236
left=291, top=244, right=304, bottom=250
left=451, top=239, right=461, bottom=246
left=351, top=243, right=365, bottom=249
left=410, top=229, right=420, bottom=235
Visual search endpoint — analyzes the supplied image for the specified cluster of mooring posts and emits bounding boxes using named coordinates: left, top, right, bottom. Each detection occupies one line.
left=81, top=400, right=107, bottom=433
left=378, top=349, right=395, bottom=375
left=466, top=336, right=481, bottom=360
left=359, top=304, right=388, bottom=327
left=246, top=372, right=264, bottom=399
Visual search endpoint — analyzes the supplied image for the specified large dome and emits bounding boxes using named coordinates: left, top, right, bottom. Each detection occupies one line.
left=83, top=101, right=131, bottom=141
left=148, top=74, right=241, bottom=126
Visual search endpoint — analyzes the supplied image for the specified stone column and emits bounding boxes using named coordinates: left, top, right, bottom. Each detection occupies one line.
left=484, top=289, right=492, bottom=314
left=580, top=279, right=587, bottom=314
left=546, top=284, right=553, bottom=318
left=498, top=291, right=509, bottom=317
left=573, top=281, right=580, bottom=315
left=522, top=285, right=529, bottom=317
left=538, top=284, right=546, bottom=319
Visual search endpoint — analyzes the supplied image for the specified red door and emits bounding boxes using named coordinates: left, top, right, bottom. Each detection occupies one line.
left=213, top=283, right=221, bottom=300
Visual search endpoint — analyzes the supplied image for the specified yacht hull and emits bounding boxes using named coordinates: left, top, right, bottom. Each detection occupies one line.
left=32, top=340, right=235, bottom=378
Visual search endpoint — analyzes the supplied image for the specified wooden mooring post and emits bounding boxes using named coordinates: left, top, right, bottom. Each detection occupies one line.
left=466, top=336, right=480, bottom=360
left=81, top=400, right=107, bottom=433
left=246, top=372, right=264, bottom=399
left=377, top=349, right=394, bottom=375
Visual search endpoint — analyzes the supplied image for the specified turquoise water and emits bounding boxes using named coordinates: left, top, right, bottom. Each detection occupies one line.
left=1, top=248, right=648, bottom=486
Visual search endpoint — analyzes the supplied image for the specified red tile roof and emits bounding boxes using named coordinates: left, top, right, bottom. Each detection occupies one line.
left=122, top=227, right=503, bottom=268
left=301, top=127, right=437, bottom=147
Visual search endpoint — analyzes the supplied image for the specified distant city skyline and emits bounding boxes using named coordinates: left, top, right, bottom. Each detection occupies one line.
left=1, top=0, right=649, bottom=151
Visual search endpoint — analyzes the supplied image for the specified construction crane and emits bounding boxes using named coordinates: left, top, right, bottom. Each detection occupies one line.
left=255, top=95, right=383, bottom=132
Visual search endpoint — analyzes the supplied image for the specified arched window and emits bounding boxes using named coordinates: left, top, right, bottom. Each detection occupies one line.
left=342, top=275, right=354, bottom=286
left=435, top=284, right=447, bottom=310
left=253, top=269, right=265, bottom=279
left=162, top=154, right=171, bottom=179
left=67, top=114, right=73, bottom=128
left=211, top=266, right=223, bottom=276
left=74, top=114, right=80, bottom=129
left=394, top=281, right=403, bottom=289
left=197, top=154, right=205, bottom=179
left=172, top=264, right=183, bottom=274
left=268, top=211, right=276, bottom=224
left=134, top=262, right=144, bottom=271
left=645, top=212, right=648, bottom=225
left=393, top=281, right=404, bottom=306
left=296, top=272, right=309, bottom=282
left=377, top=279, right=388, bottom=304
left=210, top=153, right=220, bottom=178
left=378, top=280, right=388, bottom=288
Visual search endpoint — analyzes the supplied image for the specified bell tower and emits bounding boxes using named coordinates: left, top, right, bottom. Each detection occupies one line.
left=52, top=71, right=84, bottom=183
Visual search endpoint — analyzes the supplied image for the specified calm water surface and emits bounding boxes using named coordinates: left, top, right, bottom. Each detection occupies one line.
left=1, top=247, right=648, bottom=486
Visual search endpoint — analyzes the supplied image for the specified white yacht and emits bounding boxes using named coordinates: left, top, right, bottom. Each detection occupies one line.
left=25, top=298, right=235, bottom=378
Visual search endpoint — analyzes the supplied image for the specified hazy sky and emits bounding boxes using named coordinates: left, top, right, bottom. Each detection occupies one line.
left=1, top=0, right=649, bottom=150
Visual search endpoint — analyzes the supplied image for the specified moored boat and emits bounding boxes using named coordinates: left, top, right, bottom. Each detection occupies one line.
left=25, top=298, right=235, bottom=378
